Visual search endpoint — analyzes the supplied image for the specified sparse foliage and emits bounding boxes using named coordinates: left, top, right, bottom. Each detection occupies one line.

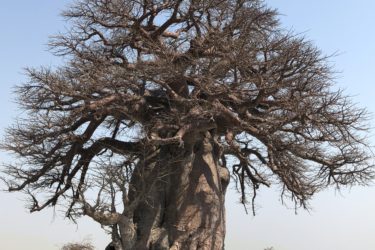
left=2, top=0, right=373, bottom=249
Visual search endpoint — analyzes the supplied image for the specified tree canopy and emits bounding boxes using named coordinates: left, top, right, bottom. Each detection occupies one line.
left=1, top=0, right=373, bottom=248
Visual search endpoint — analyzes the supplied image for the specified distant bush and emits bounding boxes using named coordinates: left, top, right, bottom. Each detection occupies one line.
left=60, top=240, right=94, bottom=250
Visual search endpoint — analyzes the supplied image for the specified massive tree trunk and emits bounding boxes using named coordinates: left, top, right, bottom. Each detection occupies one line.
left=118, top=132, right=230, bottom=250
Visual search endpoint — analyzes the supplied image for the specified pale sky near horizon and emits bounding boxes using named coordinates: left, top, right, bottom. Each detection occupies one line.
left=1, top=1, right=375, bottom=250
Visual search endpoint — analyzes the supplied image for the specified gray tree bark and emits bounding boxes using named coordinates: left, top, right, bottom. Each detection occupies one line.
left=122, top=132, right=230, bottom=250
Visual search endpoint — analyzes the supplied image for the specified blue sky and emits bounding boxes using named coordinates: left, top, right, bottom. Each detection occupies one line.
left=1, top=1, right=375, bottom=250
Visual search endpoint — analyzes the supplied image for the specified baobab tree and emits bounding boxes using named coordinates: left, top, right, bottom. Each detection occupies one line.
left=2, top=0, right=373, bottom=249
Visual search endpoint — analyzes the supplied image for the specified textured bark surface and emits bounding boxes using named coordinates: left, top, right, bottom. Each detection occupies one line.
left=130, top=133, right=229, bottom=250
